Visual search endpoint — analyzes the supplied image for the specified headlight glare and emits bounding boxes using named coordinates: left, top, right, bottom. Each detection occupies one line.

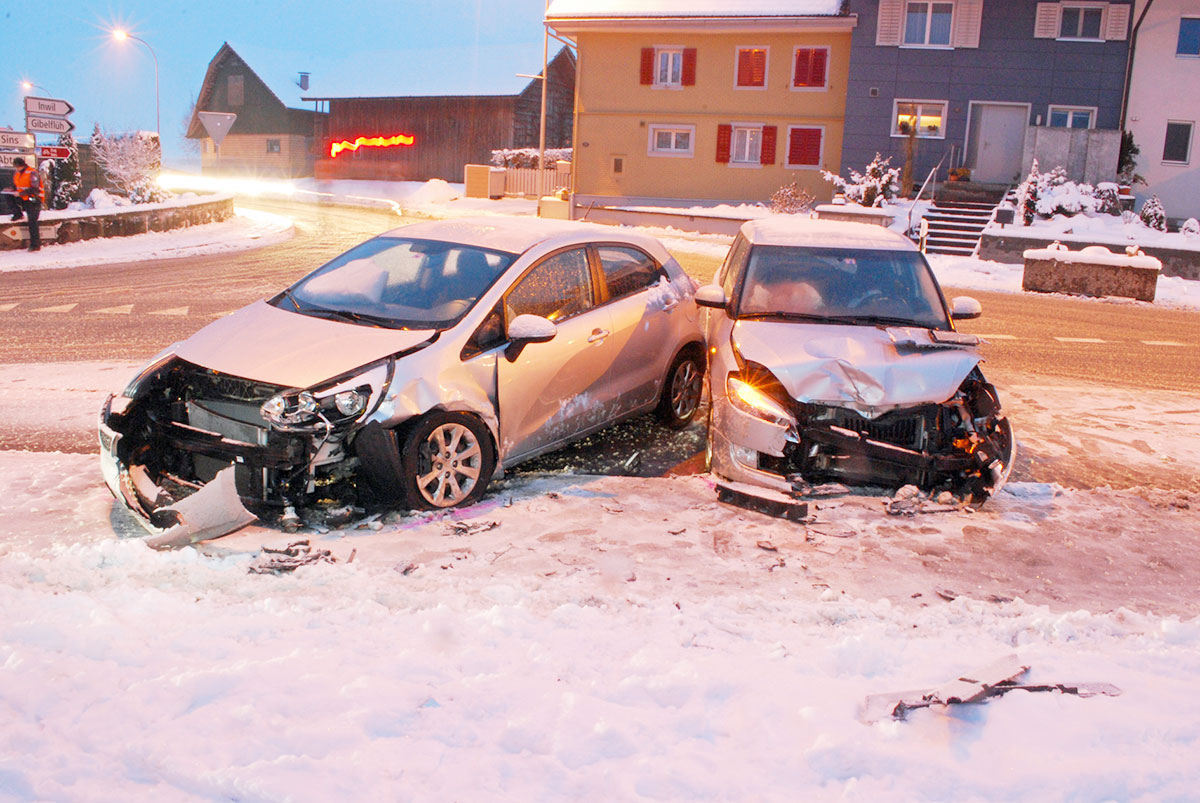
left=727, top=376, right=796, bottom=429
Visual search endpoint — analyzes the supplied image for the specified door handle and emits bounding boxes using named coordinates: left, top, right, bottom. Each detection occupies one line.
left=662, top=298, right=679, bottom=311
left=587, top=328, right=610, bottom=343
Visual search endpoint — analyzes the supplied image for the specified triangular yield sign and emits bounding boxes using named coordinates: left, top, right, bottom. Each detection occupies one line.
left=197, top=112, right=237, bottom=147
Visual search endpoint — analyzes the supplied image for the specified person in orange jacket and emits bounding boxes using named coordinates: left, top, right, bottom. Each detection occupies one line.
left=11, top=157, right=44, bottom=251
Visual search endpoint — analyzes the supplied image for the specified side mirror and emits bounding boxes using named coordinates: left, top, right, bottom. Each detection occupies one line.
left=950, top=296, right=982, bottom=320
left=694, top=284, right=729, bottom=310
left=505, top=314, right=556, bottom=361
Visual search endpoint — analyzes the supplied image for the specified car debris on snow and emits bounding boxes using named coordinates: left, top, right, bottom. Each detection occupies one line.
left=248, top=540, right=339, bottom=574
left=885, top=484, right=970, bottom=516
left=445, top=519, right=500, bottom=536
left=715, top=481, right=809, bottom=522
left=861, top=654, right=1122, bottom=723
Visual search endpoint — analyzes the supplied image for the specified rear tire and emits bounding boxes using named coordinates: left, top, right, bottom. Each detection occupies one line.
left=400, top=411, right=496, bottom=510
left=656, top=347, right=704, bottom=429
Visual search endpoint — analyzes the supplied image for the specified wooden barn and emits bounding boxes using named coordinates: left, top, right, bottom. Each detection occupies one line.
left=309, top=47, right=576, bottom=182
left=186, top=43, right=324, bottom=177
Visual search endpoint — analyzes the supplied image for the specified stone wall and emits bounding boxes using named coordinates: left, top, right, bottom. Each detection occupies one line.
left=0, top=195, right=234, bottom=251
left=979, top=231, right=1200, bottom=281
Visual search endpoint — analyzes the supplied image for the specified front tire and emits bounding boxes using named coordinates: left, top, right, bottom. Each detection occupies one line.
left=401, top=411, right=496, bottom=510
left=656, top=347, right=704, bottom=429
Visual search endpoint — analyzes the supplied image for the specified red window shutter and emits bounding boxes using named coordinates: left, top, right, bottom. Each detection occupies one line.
left=682, top=48, right=697, bottom=85
left=810, top=49, right=827, bottom=87
left=761, top=126, right=777, bottom=165
left=737, top=50, right=753, bottom=86
left=640, top=48, right=655, bottom=85
left=716, top=124, right=732, bottom=163
left=751, top=50, right=766, bottom=86
left=788, top=128, right=822, bottom=166
left=793, top=49, right=812, bottom=87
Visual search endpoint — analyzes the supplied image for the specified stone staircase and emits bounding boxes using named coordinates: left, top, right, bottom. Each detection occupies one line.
left=921, top=182, right=1009, bottom=256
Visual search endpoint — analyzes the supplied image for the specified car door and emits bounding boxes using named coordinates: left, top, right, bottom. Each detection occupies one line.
left=593, top=244, right=680, bottom=413
left=497, top=246, right=617, bottom=462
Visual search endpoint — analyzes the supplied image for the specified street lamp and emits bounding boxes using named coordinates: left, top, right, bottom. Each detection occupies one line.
left=112, top=29, right=159, bottom=135
left=20, top=80, right=48, bottom=94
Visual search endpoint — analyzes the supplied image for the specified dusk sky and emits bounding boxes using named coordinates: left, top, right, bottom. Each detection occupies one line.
left=3, top=1, right=550, bottom=165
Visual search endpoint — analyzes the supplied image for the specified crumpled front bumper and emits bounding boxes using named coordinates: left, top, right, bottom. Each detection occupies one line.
left=709, top=396, right=794, bottom=494
left=99, top=394, right=257, bottom=549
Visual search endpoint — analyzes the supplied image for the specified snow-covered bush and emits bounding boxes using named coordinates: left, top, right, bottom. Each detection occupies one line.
left=490, top=148, right=572, bottom=169
left=1139, top=195, right=1167, bottom=232
left=90, top=126, right=171, bottom=204
left=821, top=153, right=900, bottom=208
left=770, top=180, right=815, bottom=214
left=1016, top=160, right=1040, bottom=225
left=48, top=133, right=82, bottom=210
left=1182, top=217, right=1200, bottom=237
left=1094, top=182, right=1121, bottom=216
left=1015, top=162, right=1114, bottom=223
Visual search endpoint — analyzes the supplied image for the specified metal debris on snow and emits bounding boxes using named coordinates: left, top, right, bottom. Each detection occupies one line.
left=861, top=654, right=1122, bottom=723
left=249, top=540, right=338, bottom=574
left=885, top=484, right=968, bottom=516
left=446, top=520, right=500, bottom=536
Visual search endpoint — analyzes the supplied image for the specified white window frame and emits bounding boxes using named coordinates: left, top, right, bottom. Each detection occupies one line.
left=733, top=46, right=770, bottom=91
left=901, top=1, right=956, bottom=49
left=892, top=99, right=948, bottom=140
left=784, top=125, right=826, bottom=169
left=1163, top=120, right=1194, bottom=165
left=1057, top=3, right=1106, bottom=41
left=1047, top=105, right=1097, bottom=129
left=1178, top=17, right=1200, bottom=58
left=647, top=124, right=696, bottom=158
left=654, top=46, right=685, bottom=89
left=729, top=123, right=765, bottom=167
left=790, top=45, right=830, bottom=92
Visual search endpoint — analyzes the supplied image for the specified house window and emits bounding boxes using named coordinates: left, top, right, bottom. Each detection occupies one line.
left=1059, top=4, right=1105, bottom=40
left=785, top=127, right=824, bottom=168
left=657, top=49, right=683, bottom=86
left=735, top=47, right=768, bottom=88
left=904, top=2, right=954, bottom=46
left=227, top=74, right=244, bottom=106
left=1048, top=106, right=1094, bottom=129
left=731, top=125, right=763, bottom=163
left=648, top=124, right=695, bottom=157
left=266, top=139, right=281, bottom=153
left=1163, top=121, right=1193, bottom=164
left=1178, top=18, right=1200, bottom=56
left=792, top=47, right=829, bottom=89
left=893, top=100, right=947, bottom=139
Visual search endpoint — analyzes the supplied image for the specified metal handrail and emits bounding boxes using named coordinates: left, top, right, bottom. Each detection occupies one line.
left=907, top=149, right=953, bottom=234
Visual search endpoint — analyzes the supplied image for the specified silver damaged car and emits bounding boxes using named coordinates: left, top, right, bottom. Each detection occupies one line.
left=99, top=217, right=705, bottom=544
left=697, top=217, right=1015, bottom=503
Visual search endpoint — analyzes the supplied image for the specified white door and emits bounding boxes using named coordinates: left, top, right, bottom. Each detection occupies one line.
left=969, top=104, right=1028, bottom=184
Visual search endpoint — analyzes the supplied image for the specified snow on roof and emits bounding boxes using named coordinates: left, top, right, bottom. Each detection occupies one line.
left=742, top=216, right=919, bottom=251
left=546, top=0, right=845, bottom=18
left=227, top=42, right=536, bottom=109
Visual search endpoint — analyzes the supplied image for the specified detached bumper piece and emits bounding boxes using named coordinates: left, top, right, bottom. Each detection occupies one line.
left=716, top=480, right=809, bottom=522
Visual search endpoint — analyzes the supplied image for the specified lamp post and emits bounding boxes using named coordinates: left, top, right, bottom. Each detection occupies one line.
left=20, top=80, right=48, bottom=95
left=112, top=29, right=159, bottom=135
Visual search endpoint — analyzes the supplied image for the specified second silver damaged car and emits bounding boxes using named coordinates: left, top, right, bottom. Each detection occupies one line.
left=697, top=217, right=1015, bottom=504
left=100, top=217, right=705, bottom=544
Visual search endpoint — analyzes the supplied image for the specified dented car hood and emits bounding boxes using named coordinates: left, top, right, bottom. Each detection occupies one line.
left=733, top=320, right=982, bottom=413
left=174, top=300, right=435, bottom=388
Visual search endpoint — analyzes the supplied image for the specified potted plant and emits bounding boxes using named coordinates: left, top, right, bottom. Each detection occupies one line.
left=948, top=166, right=972, bottom=182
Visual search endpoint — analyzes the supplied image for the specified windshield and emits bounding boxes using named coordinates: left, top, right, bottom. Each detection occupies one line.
left=276, top=236, right=517, bottom=329
left=735, top=244, right=950, bottom=329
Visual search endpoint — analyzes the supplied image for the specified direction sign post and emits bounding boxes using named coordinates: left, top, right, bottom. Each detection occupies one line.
left=0, top=153, right=36, bottom=169
left=25, top=115, right=75, bottom=135
left=0, top=131, right=36, bottom=151
left=24, top=97, right=75, bottom=117
left=36, top=146, right=71, bottom=160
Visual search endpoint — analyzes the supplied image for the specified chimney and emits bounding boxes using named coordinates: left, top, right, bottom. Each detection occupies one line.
left=298, top=72, right=310, bottom=91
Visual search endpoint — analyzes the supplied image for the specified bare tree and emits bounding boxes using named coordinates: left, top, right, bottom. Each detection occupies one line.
left=90, top=126, right=170, bottom=203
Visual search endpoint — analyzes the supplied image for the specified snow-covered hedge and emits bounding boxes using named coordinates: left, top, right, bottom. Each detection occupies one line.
left=822, top=153, right=900, bottom=208
left=490, top=148, right=572, bottom=169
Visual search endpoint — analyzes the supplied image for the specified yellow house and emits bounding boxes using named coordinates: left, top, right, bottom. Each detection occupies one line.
left=545, top=1, right=856, bottom=217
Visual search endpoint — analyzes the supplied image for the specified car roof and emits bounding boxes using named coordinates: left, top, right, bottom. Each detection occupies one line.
left=741, top=217, right=920, bottom=252
left=381, top=216, right=668, bottom=257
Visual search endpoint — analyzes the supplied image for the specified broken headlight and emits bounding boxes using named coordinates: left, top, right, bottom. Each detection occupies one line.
left=727, top=375, right=797, bottom=430
left=260, top=361, right=389, bottom=427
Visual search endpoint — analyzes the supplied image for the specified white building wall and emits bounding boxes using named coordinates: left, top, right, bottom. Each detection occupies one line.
left=1126, top=0, right=1200, bottom=222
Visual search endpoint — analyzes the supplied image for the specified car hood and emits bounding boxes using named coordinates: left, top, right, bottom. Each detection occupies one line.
left=732, top=320, right=982, bottom=414
left=174, top=300, right=436, bottom=388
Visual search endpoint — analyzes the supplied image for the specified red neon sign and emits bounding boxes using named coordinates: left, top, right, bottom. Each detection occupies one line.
left=329, top=133, right=416, bottom=158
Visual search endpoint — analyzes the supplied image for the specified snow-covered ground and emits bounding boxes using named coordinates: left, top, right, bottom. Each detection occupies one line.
left=1, top=359, right=1199, bottom=800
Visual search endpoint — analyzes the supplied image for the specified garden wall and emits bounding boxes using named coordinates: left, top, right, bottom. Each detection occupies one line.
left=978, top=231, right=1200, bottom=280
left=0, top=194, right=234, bottom=251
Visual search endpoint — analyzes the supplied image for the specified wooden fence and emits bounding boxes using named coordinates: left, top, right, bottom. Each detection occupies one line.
left=503, top=164, right=572, bottom=197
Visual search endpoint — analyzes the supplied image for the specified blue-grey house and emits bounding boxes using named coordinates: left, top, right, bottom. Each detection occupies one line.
left=841, top=0, right=1134, bottom=187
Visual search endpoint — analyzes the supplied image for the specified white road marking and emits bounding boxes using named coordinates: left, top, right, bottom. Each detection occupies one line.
left=0, top=303, right=16, bottom=312
left=31, top=303, right=78, bottom=313
left=1054, top=337, right=1106, bottom=343
left=148, top=307, right=189, bottom=316
left=976, top=333, right=1017, bottom=340
left=1141, top=340, right=1187, bottom=347
left=92, top=304, right=134, bottom=315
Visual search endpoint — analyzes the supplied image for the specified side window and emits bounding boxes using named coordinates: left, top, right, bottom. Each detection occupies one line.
left=597, top=246, right=660, bottom=301
left=719, top=235, right=751, bottom=297
left=505, top=248, right=593, bottom=323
